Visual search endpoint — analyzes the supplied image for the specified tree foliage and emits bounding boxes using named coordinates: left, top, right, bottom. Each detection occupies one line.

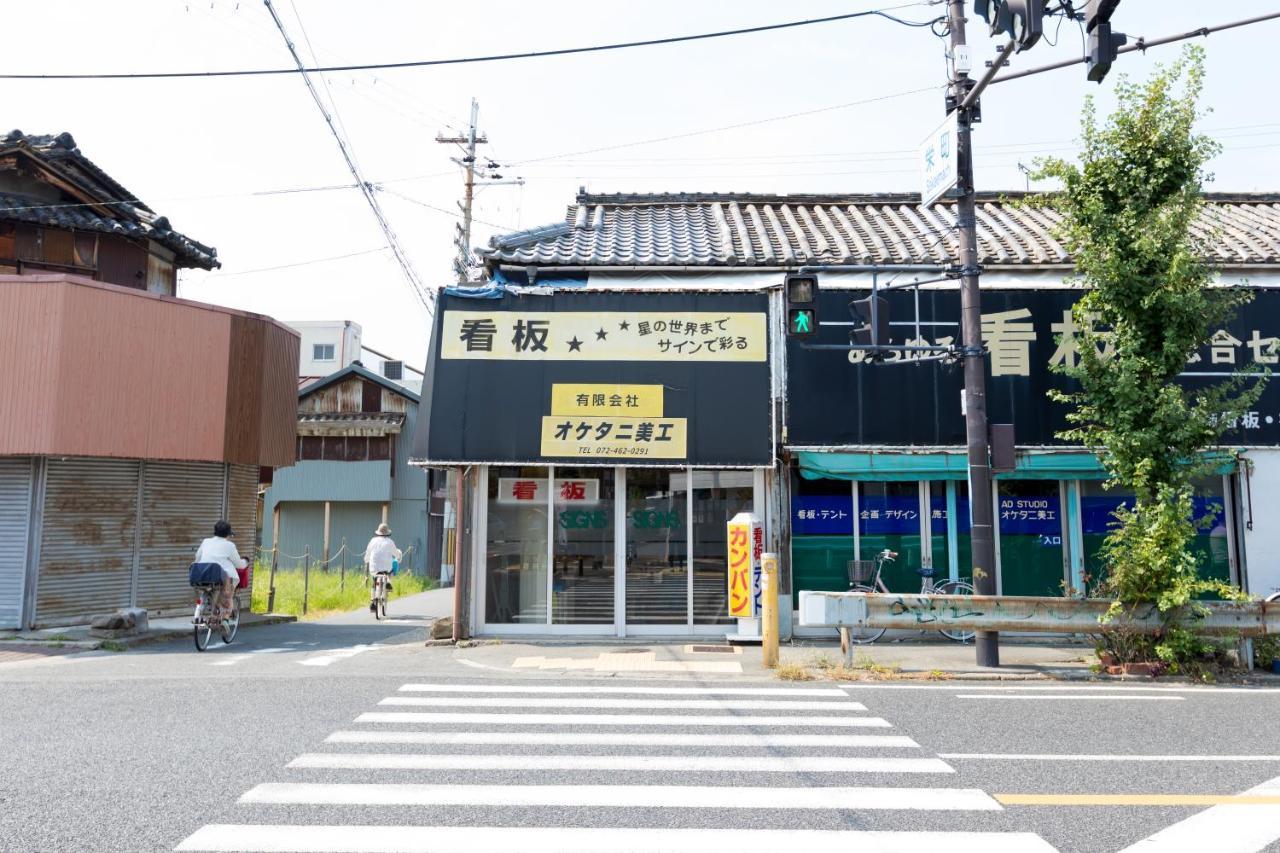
left=1028, top=48, right=1262, bottom=661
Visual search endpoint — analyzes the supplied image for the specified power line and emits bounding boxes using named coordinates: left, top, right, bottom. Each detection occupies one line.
left=192, top=247, right=390, bottom=278
left=0, top=4, right=942, bottom=80
left=263, top=0, right=431, bottom=313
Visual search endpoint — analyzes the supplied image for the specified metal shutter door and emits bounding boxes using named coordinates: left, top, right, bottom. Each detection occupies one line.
left=0, top=458, right=34, bottom=629
left=137, top=461, right=226, bottom=614
left=36, top=458, right=138, bottom=626
left=226, top=464, right=260, bottom=608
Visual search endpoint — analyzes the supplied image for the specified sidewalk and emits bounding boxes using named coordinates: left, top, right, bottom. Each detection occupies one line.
left=0, top=611, right=296, bottom=650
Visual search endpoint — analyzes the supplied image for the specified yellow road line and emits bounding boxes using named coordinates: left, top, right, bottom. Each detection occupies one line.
left=997, top=794, right=1280, bottom=806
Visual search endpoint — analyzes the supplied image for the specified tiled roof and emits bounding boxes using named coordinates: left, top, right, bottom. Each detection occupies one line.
left=482, top=191, right=1280, bottom=269
left=0, top=130, right=219, bottom=270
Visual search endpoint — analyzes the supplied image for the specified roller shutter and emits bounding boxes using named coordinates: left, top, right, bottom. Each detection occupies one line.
left=137, top=461, right=226, bottom=614
left=36, top=458, right=138, bottom=626
left=0, top=458, right=34, bottom=629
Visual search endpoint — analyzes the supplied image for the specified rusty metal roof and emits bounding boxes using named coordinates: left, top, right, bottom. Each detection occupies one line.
left=0, top=130, right=219, bottom=270
left=482, top=191, right=1280, bottom=270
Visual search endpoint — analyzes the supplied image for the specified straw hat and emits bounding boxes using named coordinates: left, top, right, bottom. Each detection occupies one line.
left=376, top=523, right=392, bottom=536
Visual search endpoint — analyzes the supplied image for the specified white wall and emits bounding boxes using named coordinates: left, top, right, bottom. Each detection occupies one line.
left=1242, top=450, right=1280, bottom=599
left=288, top=320, right=362, bottom=378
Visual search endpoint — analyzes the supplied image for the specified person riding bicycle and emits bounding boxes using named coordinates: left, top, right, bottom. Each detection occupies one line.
left=194, top=520, right=246, bottom=619
left=364, top=523, right=401, bottom=612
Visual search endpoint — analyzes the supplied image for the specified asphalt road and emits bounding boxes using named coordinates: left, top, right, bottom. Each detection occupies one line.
left=3, top=603, right=1279, bottom=852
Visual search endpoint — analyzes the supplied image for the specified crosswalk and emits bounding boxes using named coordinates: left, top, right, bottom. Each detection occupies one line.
left=175, top=680, right=1058, bottom=852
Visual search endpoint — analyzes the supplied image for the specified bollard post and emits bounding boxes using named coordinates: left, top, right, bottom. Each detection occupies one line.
left=267, top=546, right=279, bottom=613
left=340, top=538, right=347, bottom=592
left=761, top=552, right=779, bottom=669
left=303, top=546, right=311, bottom=616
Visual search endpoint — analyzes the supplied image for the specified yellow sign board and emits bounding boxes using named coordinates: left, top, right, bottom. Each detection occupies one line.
left=727, top=516, right=754, bottom=618
left=441, top=311, right=766, bottom=362
left=539, top=416, right=687, bottom=460
left=550, top=384, right=664, bottom=417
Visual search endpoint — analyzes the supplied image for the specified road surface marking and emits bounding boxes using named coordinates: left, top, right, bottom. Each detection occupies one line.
left=325, top=730, right=920, bottom=748
left=287, top=752, right=954, bottom=774
left=942, top=754, right=1280, bottom=762
left=353, top=711, right=893, bottom=728
left=955, top=694, right=1185, bottom=701
left=510, top=652, right=741, bottom=673
left=176, top=825, right=1058, bottom=853
left=210, top=647, right=291, bottom=666
left=996, top=794, right=1280, bottom=806
left=1118, top=774, right=1280, bottom=852
left=210, top=655, right=249, bottom=667
left=398, top=683, right=848, bottom=696
left=377, top=696, right=866, bottom=711
left=240, top=782, right=999, bottom=810
left=299, top=644, right=381, bottom=667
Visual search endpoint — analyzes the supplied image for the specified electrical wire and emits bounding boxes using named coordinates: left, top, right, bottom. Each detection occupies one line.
left=194, top=247, right=390, bottom=278
left=0, top=4, right=943, bottom=80
left=263, top=0, right=431, bottom=313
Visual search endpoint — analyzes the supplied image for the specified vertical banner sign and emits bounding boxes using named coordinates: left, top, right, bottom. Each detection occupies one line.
left=727, top=512, right=762, bottom=618
left=920, top=110, right=959, bottom=207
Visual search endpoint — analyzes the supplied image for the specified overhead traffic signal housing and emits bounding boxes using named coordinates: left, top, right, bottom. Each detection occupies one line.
left=1085, top=0, right=1125, bottom=83
left=973, top=0, right=1047, bottom=52
left=785, top=273, right=818, bottom=338
left=849, top=294, right=890, bottom=346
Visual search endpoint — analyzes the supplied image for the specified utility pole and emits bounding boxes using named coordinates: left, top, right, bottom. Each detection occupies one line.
left=947, top=0, right=1000, bottom=667
left=436, top=99, right=488, bottom=282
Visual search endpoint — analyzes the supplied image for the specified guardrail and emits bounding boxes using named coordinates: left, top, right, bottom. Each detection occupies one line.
left=798, top=590, right=1280, bottom=637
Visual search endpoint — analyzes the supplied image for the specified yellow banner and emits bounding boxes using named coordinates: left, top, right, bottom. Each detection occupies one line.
left=550, top=384, right=664, bottom=417
left=539, top=416, right=687, bottom=460
left=441, top=311, right=766, bottom=362
left=727, top=519, right=754, bottom=617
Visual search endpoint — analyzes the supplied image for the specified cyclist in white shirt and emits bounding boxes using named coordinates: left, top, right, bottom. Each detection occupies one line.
left=364, top=523, right=401, bottom=612
left=194, top=520, right=246, bottom=618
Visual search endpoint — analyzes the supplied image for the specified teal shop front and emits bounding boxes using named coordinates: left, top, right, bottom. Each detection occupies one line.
left=790, top=451, right=1240, bottom=617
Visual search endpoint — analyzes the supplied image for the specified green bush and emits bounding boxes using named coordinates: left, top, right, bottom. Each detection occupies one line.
left=251, top=566, right=433, bottom=618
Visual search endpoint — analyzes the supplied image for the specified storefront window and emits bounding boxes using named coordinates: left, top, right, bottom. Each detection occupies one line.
left=997, top=480, right=1066, bottom=596
left=692, top=471, right=754, bottom=624
left=625, top=469, right=687, bottom=625
left=485, top=467, right=549, bottom=624
left=1081, top=476, right=1232, bottom=594
left=552, top=469, right=615, bottom=625
left=858, top=482, right=924, bottom=593
left=791, top=477, right=855, bottom=593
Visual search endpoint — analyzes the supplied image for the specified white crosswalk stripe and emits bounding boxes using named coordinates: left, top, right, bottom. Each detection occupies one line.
left=175, top=679, right=1059, bottom=852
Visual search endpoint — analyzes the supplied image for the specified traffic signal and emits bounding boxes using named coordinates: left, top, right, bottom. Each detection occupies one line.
left=785, top=273, right=818, bottom=338
left=849, top=295, right=890, bottom=346
left=1085, top=0, right=1125, bottom=83
left=974, top=0, right=1047, bottom=52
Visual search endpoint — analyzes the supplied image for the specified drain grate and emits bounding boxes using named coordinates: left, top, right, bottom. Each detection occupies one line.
left=689, top=644, right=737, bottom=653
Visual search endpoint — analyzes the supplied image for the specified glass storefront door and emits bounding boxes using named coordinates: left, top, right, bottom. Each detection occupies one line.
left=996, top=480, right=1067, bottom=596
left=691, top=471, right=754, bottom=625
left=552, top=468, right=615, bottom=625
left=624, top=468, right=688, bottom=626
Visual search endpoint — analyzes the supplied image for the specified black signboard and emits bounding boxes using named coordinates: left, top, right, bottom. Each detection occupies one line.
left=786, top=286, right=1279, bottom=447
left=415, top=290, right=773, bottom=466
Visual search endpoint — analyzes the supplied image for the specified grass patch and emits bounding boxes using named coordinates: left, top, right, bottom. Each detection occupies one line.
left=251, top=568, right=434, bottom=619
left=99, top=640, right=127, bottom=652
left=775, top=662, right=815, bottom=681
left=808, top=652, right=838, bottom=671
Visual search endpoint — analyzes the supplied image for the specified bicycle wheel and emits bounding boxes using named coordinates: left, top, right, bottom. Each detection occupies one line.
left=221, top=599, right=240, bottom=644
left=845, top=584, right=887, bottom=644
left=935, top=580, right=976, bottom=643
left=377, top=597, right=387, bottom=620
left=193, top=602, right=212, bottom=652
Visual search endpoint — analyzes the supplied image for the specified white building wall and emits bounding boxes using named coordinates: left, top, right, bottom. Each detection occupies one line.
left=288, top=320, right=362, bottom=378
left=1242, top=450, right=1280, bottom=599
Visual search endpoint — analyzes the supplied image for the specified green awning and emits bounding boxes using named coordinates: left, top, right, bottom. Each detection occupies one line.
left=797, top=450, right=1238, bottom=482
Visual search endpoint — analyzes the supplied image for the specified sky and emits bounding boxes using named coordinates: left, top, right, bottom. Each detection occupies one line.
left=5, top=1, right=1279, bottom=369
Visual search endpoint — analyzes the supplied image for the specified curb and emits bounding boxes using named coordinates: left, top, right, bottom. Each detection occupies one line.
left=1, top=612, right=298, bottom=651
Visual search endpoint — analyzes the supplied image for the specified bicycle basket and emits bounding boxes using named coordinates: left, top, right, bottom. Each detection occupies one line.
left=846, top=560, right=877, bottom=584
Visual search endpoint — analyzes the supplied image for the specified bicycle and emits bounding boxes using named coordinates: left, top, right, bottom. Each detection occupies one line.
left=844, top=549, right=976, bottom=645
left=188, top=563, right=240, bottom=652
left=370, top=571, right=390, bottom=620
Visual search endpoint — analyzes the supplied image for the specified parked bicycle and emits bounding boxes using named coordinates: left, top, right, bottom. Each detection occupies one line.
left=188, top=562, right=241, bottom=651
left=845, top=549, right=976, bottom=644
